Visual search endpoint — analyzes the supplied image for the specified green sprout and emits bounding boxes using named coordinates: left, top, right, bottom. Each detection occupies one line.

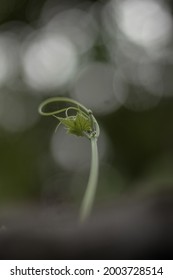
left=38, top=97, right=100, bottom=222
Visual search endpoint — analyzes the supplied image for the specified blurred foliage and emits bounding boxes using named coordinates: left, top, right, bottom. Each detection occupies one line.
left=1, top=0, right=173, bottom=208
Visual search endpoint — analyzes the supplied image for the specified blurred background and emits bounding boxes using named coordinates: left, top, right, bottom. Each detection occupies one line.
left=1, top=0, right=173, bottom=211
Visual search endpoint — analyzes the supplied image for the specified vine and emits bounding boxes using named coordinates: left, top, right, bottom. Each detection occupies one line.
left=38, top=97, right=100, bottom=221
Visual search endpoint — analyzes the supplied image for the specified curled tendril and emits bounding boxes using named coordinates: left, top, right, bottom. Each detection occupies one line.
left=38, top=97, right=100, bottom=222
left=38, top=97, right=100, bottom=140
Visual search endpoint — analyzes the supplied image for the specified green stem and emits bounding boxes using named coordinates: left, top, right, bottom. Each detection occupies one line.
left=38, top=97, right=100, bottom=222
left=80, top=136, right=99, bottom=222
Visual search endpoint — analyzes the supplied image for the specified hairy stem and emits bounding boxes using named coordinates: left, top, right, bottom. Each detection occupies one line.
left=80, top=136, right=99, bottom=222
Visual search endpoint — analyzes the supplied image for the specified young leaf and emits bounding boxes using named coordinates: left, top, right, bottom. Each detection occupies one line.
left=58, top=112, right=92, bottom=137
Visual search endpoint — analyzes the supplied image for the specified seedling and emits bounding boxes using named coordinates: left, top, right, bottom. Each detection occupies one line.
left=38, top=97, right=100, bottom=222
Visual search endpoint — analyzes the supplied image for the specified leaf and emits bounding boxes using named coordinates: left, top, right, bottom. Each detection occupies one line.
left=58, top=112, right=92, bottom=137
